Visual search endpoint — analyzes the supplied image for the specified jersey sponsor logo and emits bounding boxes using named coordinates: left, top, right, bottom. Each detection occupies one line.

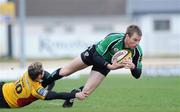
left=37, top=88, right=48, bottom=96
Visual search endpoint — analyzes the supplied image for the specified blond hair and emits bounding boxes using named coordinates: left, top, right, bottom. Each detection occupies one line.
left=28, top=62, right=43, bottom=80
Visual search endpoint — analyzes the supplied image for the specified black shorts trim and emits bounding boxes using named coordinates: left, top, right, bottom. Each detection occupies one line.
left=0, top=82, right=10, bottom=108
left=81, top=45, right=110, bottom=76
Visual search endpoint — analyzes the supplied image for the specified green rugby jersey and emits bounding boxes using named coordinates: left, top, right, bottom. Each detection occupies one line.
left=95, top=33, right=143, bottom=69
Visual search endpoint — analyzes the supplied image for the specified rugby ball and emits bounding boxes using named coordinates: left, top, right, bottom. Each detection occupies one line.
left=111, top=50, right=132, bottom=63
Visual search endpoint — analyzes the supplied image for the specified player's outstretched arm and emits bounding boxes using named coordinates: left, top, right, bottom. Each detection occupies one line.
left=45, top=90, right=86, bottom=100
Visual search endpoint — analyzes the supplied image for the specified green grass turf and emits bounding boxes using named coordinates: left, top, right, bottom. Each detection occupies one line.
left=1, top=75, right=180, bottom=112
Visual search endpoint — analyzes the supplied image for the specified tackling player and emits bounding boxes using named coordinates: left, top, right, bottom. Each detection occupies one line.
left=0, top=62, right=86, bottom=108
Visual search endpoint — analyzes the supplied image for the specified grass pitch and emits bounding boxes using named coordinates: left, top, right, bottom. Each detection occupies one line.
left=1, top=75, right=180, bottom=112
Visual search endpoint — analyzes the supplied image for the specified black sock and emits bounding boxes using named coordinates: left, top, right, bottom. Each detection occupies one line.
left=42, top=68, right=63, bottom=88
left=79, top=86, right=84, bottom=91
left=51, top=68, right=63, bottom=80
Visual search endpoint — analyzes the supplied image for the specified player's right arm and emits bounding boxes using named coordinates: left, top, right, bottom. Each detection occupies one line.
left=45, top=90, right=86, bottom=100
left=34, top=85, right=86, bottom=101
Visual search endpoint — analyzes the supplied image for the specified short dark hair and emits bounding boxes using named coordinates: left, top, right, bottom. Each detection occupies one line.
left=28, top=62, right=43, bottom=80
left=125, top=25, right=142, bottom=37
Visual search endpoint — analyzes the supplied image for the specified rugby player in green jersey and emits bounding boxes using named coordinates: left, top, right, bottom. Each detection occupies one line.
left=43, top=25, right=143, bottom=107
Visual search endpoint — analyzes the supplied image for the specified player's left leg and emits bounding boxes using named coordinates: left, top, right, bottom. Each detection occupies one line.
left=81, top=65, right=110, bottom=95
left=62, top=70, right=107, bottom=108
left=82, top=71, right=106, bottom=95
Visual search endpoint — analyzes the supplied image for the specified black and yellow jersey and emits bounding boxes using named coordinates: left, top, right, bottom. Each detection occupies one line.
left=2, top=72, right=48, bottom=108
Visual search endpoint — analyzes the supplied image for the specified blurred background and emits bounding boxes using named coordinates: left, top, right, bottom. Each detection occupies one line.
left=0, top=0, right=180, bottom=80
